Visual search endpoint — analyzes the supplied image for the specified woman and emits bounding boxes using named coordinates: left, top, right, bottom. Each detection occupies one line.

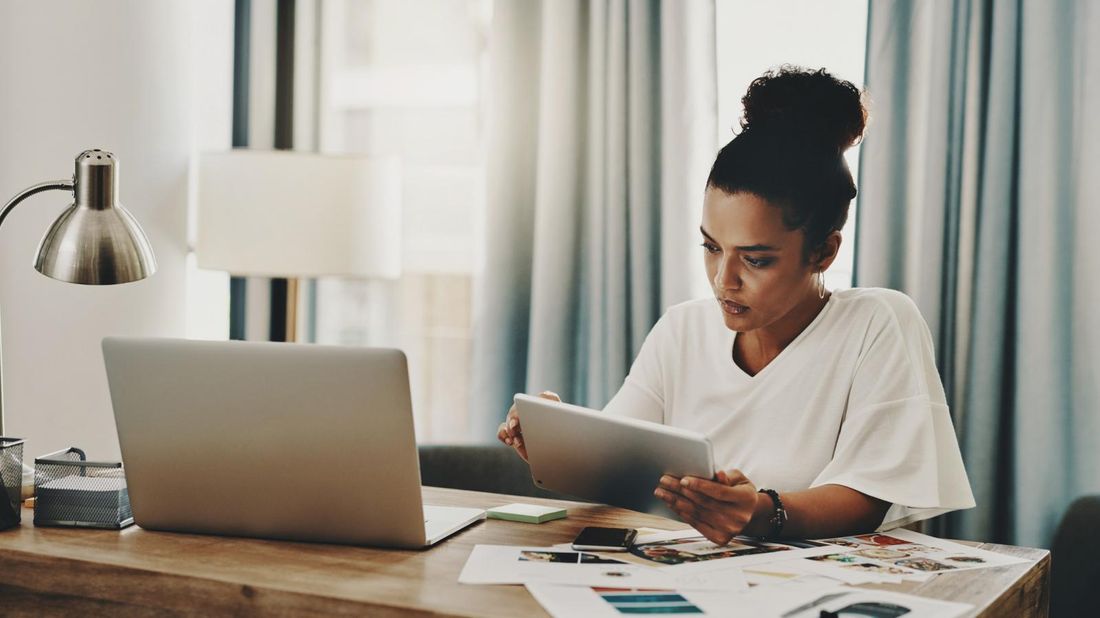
left=497, top=66, right=975, bottom=544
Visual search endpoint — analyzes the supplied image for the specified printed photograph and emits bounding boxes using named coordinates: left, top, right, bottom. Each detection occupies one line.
left=854, top=548, right=910, bottom=561
left=894, top=557, right=958, bottom=572
left=842, top=563, right=913, bottom=576
left=518, top=551, right=627, bottom=565
left=809, top=553, right=861, bottom=565
left=598, top=591, right=704, bottom=615
left=851, top=534, right=911, bottom=547
left=945, top=555, right=987, bottom=564
left=519, top=551, right=580, bottom=563
left=581, top=553, right=628, bottom=565
left=823, top=537, right=865, bottom=549
left=629, top=535, right=826, bottom=566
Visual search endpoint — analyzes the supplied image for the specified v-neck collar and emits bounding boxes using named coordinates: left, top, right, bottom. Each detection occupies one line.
left=726, top=293, right=837, bottom=380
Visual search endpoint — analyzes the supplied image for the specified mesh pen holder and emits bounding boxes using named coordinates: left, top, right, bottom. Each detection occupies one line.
left=34, top=447, right=133, bottom=529
left=1, top=437, right=24, bottom=530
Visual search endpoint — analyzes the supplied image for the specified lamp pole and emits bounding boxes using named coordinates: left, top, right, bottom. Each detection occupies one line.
left=0, top=180, right=73, bottom=435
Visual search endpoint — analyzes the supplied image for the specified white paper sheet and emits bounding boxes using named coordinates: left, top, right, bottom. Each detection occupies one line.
left=802, top=528, right=1030, bottom=580
left=458, top=545, right=747, bottom=591
left=740, top=582, right=974, bottom=618
left=554, top=528, right=910, bottom=584
left=526, top=583, right=751, bottom=617
left=526, top=581, right=974, bottom=618
left=743, top=558, right=908, bottom=586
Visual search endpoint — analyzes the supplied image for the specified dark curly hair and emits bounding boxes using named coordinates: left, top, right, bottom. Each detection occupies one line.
left=706, top=66, right=867, bottom=262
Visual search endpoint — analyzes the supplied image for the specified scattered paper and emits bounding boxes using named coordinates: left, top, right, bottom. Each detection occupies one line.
left=526, top=583, right=750, bottom=617
left=741, top=581, right=974, bottom=618
left=459, top=544, right=747, bottom=591
left=798, top=528, right=1030, bottom=582
left=743, top=559, right=896, bottom=586
left=526, top=581, right=974, bottom=618
left=622, top=529, right=839, bottom=573
left=465, top=527, right=1031, bottom=612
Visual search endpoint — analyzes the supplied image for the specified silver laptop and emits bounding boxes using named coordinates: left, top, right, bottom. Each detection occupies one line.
left=101, top=337, right=484, bottom=549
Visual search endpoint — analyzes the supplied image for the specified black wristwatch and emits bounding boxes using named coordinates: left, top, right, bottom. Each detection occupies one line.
left=758, top=488, right=788, bottom=540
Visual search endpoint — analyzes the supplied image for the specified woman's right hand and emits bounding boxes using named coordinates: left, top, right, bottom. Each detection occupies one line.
left=498, top=391, right=561, bottom=462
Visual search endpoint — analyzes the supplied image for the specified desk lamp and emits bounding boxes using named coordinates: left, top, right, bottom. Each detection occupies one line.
left=0, top=149, right=157, bottom=435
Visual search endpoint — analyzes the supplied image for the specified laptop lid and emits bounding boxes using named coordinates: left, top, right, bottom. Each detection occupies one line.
left=102, top=337, right=428, bottom=548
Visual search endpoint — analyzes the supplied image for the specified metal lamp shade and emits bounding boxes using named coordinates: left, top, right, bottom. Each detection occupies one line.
left=32, top=149, right=157, bottom=285
left=34, top=203, right=157, bottom=284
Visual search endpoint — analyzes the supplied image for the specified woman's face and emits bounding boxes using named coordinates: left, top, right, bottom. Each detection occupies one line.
left=700, top=188, right=829, bottom=333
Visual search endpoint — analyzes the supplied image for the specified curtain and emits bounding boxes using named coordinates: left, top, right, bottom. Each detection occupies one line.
left=857, top=0, right=1100, bottom=548
left=470, top=0, right=717, bottom=439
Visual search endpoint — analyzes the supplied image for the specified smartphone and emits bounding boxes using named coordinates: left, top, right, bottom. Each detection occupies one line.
left=571, top=526, right=638, bottom=552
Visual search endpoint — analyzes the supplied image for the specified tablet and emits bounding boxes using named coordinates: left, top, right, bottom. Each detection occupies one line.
left=514, top=394, right=715, bottom=516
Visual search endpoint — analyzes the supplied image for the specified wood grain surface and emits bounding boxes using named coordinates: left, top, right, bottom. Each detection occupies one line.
left=0, top=487, right=1049, bottom=617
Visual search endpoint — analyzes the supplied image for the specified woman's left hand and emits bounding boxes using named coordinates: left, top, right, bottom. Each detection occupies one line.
left=654, top=469, right=758, bottom=545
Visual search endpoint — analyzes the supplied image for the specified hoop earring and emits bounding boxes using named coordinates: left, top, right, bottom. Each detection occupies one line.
left=817, top=271, right=825, bottom=300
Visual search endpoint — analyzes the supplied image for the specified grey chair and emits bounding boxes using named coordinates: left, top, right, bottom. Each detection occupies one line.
left=417, top=444, right=574, bottom=501
left=1051, top=495, right=1100, bottom=618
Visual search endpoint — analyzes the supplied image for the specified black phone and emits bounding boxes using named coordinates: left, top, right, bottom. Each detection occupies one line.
left=571, top=526, right=638, bottom=552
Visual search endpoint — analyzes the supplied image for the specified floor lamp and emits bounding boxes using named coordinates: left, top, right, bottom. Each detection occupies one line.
left=195, top=150, right=401, bottom=341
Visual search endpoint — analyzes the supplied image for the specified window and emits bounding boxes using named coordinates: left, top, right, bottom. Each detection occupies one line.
left=313, top=0, right=491, bottom=441
left=716, top=0, right=868, bottom=290
left=298, top=0, right=868, bottom=441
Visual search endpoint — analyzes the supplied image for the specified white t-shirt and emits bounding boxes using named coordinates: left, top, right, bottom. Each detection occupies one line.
left=602, top=287, right=976, bottom=529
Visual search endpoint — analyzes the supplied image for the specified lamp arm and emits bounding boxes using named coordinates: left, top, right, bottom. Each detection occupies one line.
left=0, top=179, right=75, bottom=231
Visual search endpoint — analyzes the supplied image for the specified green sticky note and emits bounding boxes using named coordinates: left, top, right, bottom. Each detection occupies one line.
left=486, top=502, right=567, bottom=524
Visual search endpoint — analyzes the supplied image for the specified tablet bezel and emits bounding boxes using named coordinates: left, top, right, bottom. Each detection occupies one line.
left=514, top=394, right=715, bottom=516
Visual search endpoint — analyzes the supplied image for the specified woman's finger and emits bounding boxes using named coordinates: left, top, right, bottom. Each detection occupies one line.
left=675, top=483, right=732, bottom=512
left=656, top=480, right=700, bottom=511
left=717, top=468, right=749, bottom=486
left=538, top=390, right=561, bottom=402
left=680, top=513, right=734, bottom=546
left=503, top=406, right=520, bottom=438
left=680, top=475, right=754, bottom=504
left=663, top=477, right=732, bottom=512
left=658, top=478, right=728, bottom=516
left=672, top=487, right=747, bottom=533
left=506, top=415, right=522, bottom=439
left=667, top=478, right=754, bottom=538
left=655, top=487, right=698, bottom=519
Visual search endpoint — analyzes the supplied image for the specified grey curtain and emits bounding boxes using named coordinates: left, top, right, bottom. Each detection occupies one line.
left=470, top=0, right=717, bottom=439
left=857, top=0, right=1100, bottom=548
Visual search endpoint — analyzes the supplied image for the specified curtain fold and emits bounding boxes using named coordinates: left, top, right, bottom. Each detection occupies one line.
left=858, top=0, right=1100, bottom=547
left=471, top=0, right=717, bottom=439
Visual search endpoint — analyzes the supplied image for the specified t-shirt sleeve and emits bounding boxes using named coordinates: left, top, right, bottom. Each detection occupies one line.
left=809, top=293, right=976, bottom=530
left=601, top=313, right=668, bottom=424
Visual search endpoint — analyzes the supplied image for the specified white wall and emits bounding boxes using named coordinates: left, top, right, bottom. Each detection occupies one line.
left=0, top=1, right=233, bottom=460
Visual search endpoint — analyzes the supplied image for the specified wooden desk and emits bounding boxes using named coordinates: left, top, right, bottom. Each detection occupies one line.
left=0, top=488, right=1049, bottom=617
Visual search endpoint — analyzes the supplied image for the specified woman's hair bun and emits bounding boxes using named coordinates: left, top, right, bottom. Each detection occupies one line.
left=740, top=65, right=866, bottom=153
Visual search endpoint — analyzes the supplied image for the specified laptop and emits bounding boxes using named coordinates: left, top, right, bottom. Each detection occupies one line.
left=101, top=337, right=485, bottom=549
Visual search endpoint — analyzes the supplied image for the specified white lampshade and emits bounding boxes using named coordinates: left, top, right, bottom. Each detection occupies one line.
left=195, top=150, right=401, bottom=278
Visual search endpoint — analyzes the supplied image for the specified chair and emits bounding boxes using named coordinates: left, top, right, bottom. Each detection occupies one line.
left=1051, top=495, right=1100, bottom=617
left=417, top=444, right=573, bottom=500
